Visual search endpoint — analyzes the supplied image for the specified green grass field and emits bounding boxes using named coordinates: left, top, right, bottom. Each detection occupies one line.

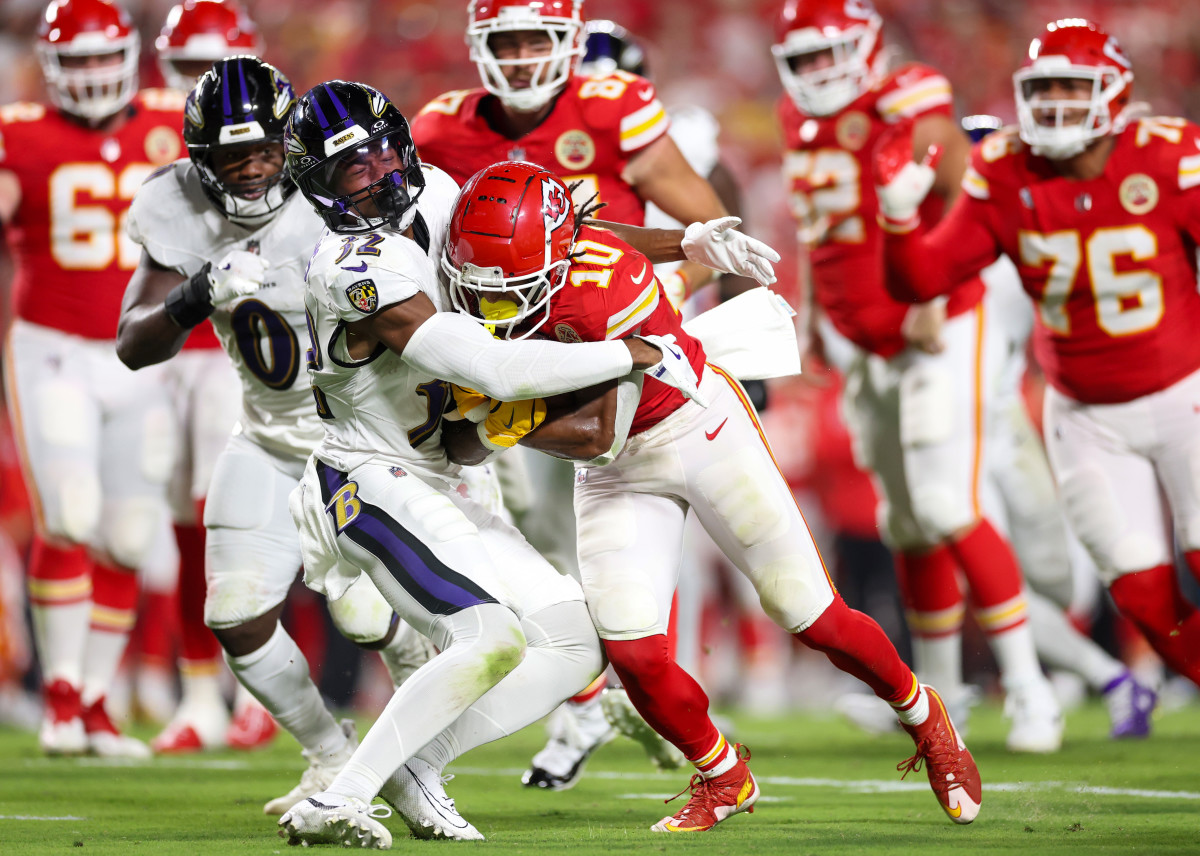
left=2, top=700, right=1198, bottom=855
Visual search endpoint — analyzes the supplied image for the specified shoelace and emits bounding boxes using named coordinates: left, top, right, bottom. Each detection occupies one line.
left=897, top=733, right=969, bottom=794
left=363, top=803, right=393, bottom=820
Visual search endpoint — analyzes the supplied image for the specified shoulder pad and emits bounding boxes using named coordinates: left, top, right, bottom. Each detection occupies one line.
left=877, top=63, right=953, bottom=123
left=138, top=88, right=187, bottom=113
left=0, top=102, right=47, bottom=125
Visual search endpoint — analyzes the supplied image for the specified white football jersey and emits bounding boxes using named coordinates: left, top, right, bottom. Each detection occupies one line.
left=302, top=163, right=460, bottom=476
left=127, top=161, right=324, bottom=460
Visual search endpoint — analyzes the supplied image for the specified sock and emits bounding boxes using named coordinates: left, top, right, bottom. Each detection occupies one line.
left=891, top=676, right=930, bottom=727
left=175, top=521, right=221, bottom=665
left=1027, top=589, right=1124, bottom=691
left=693, top=732, right=738, bottom=778
left=81, top=561, right=139, bottom=708
left=136, top=587, right=176, bottom=674
left=604, top=634, right=719, bottom=762
left=26, top=537, right=92, bottom=688
left=1109, top=565, right=1200, bottom=687
left=794, top=595, right=918, bottom=705
left=895, top=547, right=964, bottom=692
left=567, top=672, right=606, bottom=706
left=225, top=621, right=347, bottom=759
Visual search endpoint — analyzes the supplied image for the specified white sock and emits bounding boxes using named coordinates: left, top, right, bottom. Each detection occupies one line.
left=893, top=681, right=931, bottom=727
left=81, top=627, right=133, bottom=707
left=1027, top=591, right=1124, bottom=691
left=30, top=600, right=91, bottom=688
left=178, top=659, right=225, bottom=709
left=225, top=622, right=346, bottom=760
left=988, top=621, right=1046, bottom=692
left=911, top=632, right=963, bottom=695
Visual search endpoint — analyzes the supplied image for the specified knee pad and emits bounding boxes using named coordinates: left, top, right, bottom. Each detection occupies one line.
left=750, top=555, right=834, bottom=633
left=49, top=472, right=103, bottom=544
left=878, top=500, right=929, bottom=552
left=102, top=497, right=167, bottom=568
left=909, top=483, right=973, bottom=540
left=587, top=578, right=662, bottom=639
left=139, top=404, right=178, bottom=487
left=328, top=574, right=397, bottom=645
left=1058, top=467, right=1169, bottom=579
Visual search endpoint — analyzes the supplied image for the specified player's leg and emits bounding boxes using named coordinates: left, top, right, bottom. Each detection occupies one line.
left=900, top=306, right=1060, bottom=752
left=280, top=459, right=527, bottom=847
left=988, top=395, right=1154, bottom=737
left=690, top=365, right=980, bottom=824
left=1043, top=386, right=1200, bottom=688
left=5, top=324, right=104, bottom=754
left=203, top=436, right=355, bottom=813
left=156, top=353, right=242, bottom=752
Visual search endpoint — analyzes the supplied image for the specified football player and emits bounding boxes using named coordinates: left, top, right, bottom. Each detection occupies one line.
left=146, top=0, right=276, bottom=755
left=773, top=0, right=1062, bottom=751
left=275, top=80, right=717, bottom=847
left=410, top=0, right=770, bottom=788
left=877, top=19, right=1200, bottom=691
left=440, top=159, right=983, bottom=832
left=0, top=0, right=185, bottom=758
left=117, top=58, right=437, bottom=815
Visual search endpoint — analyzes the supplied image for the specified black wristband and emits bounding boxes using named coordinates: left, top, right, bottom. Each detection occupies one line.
left=164, top=261, right=215, bottom=328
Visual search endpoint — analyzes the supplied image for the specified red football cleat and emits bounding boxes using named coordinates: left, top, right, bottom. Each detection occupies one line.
left=39, top=678, right=86, bottom=755
left=898, top=685, right=982, bottom=824
left=227, top=697, right=279, bottom=750
left=651, top=744, right=759, bottom=832
left=81, top=696, right=151, bottom=758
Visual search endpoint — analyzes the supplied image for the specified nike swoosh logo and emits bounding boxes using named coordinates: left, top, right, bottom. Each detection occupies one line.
left=341, top=261, right=368, bottom=272
left=504, top=412, right=515, bottom=429
left=631, top=263, right=647, bottom=285
left=705, top=418, right=728, bottom=441
left=946, top=802, right=963, bottom=819
left=638, top=89, right=654, bottom=102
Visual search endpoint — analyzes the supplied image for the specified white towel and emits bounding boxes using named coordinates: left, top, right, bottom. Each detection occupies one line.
left=682, top=287, right=801, bottom=380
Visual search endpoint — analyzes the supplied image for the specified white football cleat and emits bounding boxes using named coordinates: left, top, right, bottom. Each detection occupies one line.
left=39, top=679, right=87, bottom=756
left=264, top=719, right=357, bottom=815
left=278, top=791, right=393, bottom=850
left=1005, top=678, right=1064, bottom=753
left=601, top=688, right=686, bottom=770
left=522, top=696, right=615, bottom=790
left=82, top=697, right=151, bottom=759
left=379, top=757, right=484, bottom=841
left=151, top=699, right=230, bottom=754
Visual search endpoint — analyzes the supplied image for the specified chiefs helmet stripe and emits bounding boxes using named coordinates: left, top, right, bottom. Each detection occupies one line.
left=605, top=281, right=659, bottom=339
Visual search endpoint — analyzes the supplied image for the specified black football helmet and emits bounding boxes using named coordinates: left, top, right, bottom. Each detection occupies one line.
left=579, top=20, right=646, bottom=77
left=285, top=81, right=425, bottom=234
left=184, top=55, right=296, bottom=226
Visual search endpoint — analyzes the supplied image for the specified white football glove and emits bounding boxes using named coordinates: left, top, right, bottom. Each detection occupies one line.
left=681, top=216, right=781, bottom=287
left=874, top=136, right=942, bottom=232
left=635, top=333, right=708, bottom=408
left=207, top=249, right=268, bottom=306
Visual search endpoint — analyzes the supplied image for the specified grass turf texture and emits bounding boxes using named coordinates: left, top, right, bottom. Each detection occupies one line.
left=1, top=699, right=1197, bottom=854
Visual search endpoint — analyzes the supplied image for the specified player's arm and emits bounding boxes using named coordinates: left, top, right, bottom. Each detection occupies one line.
left=912, top=113, right=971, bottom=205
left=116, top=251, right=191, bottom=368
left=0, top=169, right=20, bottom=225
left=348, top=292, right=700, bottom=402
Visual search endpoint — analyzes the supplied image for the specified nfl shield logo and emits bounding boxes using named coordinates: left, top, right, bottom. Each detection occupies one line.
left=345, top=279, right=378, bottom=313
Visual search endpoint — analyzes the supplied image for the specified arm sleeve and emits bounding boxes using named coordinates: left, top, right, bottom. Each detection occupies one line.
left=884, top=191, right=1001, bottom=302
left=402, top=311, right=634, bottom=400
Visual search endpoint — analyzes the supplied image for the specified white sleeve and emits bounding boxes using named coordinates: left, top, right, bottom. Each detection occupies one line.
left=403, top=311, right=634, bottom=400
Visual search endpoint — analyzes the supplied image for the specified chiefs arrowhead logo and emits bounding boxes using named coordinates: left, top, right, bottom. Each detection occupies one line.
left=542, top=178, right=570, bottom=232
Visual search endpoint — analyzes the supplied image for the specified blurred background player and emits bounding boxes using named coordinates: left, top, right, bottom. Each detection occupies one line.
left=410, top=0, right=737, bottom=789
left=0, top=0, right=186, bottom=758
left=772, top=0, right=1063, bottom=751
left=140, top=0, right=278, bottom=754
left=877, top=18, right=1200, bottom=695
left=117, top=58, right=434, bottom=813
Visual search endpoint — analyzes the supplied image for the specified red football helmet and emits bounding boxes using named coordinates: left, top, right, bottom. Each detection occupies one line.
left=467, top=0, right=584, bottom=113
left=36, top=0, right=140, bottom=123
left=771, top=0, right=884, bottom=116
left=156, top=0, right=262, bottom=93
left=443, top=161, right=576, bottom=340
left=1013, top=19, right=1133, bottom=160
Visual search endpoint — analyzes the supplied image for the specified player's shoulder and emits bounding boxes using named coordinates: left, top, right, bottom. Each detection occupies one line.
left=412, top=88, right=485, bottom=138
left=0, top=101, right=50, bottom=130
left=569, top=72, right=668, bottom=153
left=1114, top=116, right=1200, bottom=191
left=135, top=87, right=187, bottom=116
left=963, top=127, right=1028, bottom=199
left=873, top=62, right=953, bottom=124
left=0, top=102, right=52, bottom=169
left=568, top=224, right=659, bottom=338
left=131, top=158, right=192, bottom=207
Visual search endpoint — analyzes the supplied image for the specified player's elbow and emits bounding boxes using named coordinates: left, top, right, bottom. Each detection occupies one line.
left=569, top=418, right=615, bottom=460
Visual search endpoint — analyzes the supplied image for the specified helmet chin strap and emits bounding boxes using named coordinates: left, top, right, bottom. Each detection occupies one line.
left=226, top=185, right=285, bottom=228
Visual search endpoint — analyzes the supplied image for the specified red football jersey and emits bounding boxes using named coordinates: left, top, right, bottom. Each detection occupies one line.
left=885, top=117, right=1200, bottom=404
left=778, top=63, right=983, bottom=358
left=544, top=224, right=705, bottom=435
left=0, top=91, right=214, bottom=347
left=412, top=72, right=669, bottom=226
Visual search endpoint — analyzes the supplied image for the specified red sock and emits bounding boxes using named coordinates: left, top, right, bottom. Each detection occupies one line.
left=947, top=520, right=1027, bottom=631
left=604, top=634, right=719, bottom=761
left=894, top=546, right=964, bottom=640
left=135, top=588, right=176, bottom=670
left=794, top=596, right=915, bottom=705
left=27, top=536, right=92, bottom=608
left=1109, top=565, right=1200, bottom=687
left=90, top=561, right=139, bottom=634
left=174, top=521, right=220, bottom=663
left=567, top=672, right=607, bottom=705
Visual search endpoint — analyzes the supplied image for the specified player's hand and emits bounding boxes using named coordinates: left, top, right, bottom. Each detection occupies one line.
left=901, top=300, right=946, bottom=354
left=681, top=216, right=781, bottom=287
left=633, top=333, right=708, bottom=408
left=874, top=124, right=941, bottom=232
left=207, top=249, right=268, bottom=307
